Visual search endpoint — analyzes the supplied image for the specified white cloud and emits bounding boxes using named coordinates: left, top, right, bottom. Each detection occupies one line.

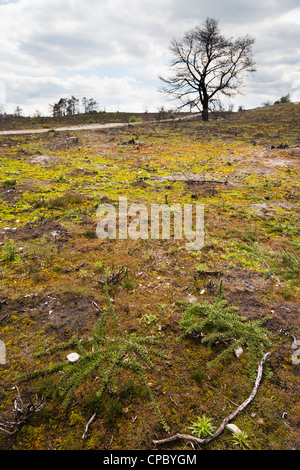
left=1, top=72, right=167, bottom=115
left=1, top=0, right=171, bottom=71
left=0, top=0, right=300, bottom=115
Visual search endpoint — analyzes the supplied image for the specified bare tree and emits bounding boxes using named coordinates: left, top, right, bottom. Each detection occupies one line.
left=87, top=98, right=98, bottom=113
left=50, top=96, right=98, bottom=117
left=82, top=96, right=88, bottom=113
left=14, top=106, right=23, bottom=117
left=82, top=97, right=98, bottom=113
left=49, top=98, right=67, bottom=117
left=33, top=109, right=42, bottom=118
left=159, top=18, right=256, bottom=121
left=66, top=96, right=79, bottom=115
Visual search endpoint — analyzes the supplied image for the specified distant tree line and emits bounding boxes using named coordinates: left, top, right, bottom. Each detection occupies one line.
left=262, top=94, right=291, bottom=107
left=0, top=91, right=294, bottom=121
left=49, top=96, right=98, bottom=117
left=0, top=96, right=99, bottom=119
left=0, top=104, right=24, bottom=118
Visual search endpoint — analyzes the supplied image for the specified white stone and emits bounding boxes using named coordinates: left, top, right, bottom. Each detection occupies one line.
left=234, top=346, right=243, bottom=358
left=67, top=352, right=80, bottom=363
left=226, top=423, right=242, bottom=435
left=187, top=295, right=197, bottom=302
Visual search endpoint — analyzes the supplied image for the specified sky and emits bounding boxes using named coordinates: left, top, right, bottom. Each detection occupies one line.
left=0, top=0, right=300, bottom=116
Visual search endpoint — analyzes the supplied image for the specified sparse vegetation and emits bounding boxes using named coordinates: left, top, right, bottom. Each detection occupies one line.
left=179, top=281, right=272, bottom=381
left=188, top=415, right=215, bottom=438
left=19, top=281, right=170, bottom=432
left=274, top=94, right=291, bottom=104
left=129, top=115, right=143, bottom=123
left=1, top=240, right=20, bottom=263
left=231, top=430, right=250, bottom=449
left=0, top=103, right=299, bottom=450
left=2, top=179, right=17, bottom=187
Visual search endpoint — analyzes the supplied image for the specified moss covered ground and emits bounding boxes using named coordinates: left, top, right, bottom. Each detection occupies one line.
left=0, top=103, right=299, bottom=450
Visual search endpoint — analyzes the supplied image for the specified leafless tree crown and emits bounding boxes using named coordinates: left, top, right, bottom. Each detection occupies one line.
left=159, top=18, right=256, bottom=121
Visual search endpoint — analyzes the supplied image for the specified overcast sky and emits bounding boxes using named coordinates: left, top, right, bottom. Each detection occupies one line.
left=0, top=0, right=300, bottom=116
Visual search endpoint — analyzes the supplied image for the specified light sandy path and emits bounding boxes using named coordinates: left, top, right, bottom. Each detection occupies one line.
left=0, top=114, right=200, bottom=136
left=0, top=121, right=142, bottom=136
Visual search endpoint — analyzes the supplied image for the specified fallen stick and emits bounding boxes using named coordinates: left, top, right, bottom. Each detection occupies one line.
left=185, top=178, right=228, bottom=185
left=153, top=352, right=271, bottom=446
left=82, top=412, right=97, bottom=440
left=92, top=301, right=103, bottom=313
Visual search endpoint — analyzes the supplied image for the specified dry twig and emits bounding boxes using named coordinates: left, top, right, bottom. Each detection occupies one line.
left=0, top=386, right=45, bottom=435
left=153, top=352, right=271, bottom=446
left=82, top=412, right=97, bottom=440
left=98, top=267, right=127, bottom=286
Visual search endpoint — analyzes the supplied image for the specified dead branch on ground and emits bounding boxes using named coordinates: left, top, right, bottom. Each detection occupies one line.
left=82, top=412, right=97, bottom=440
left=185, top=176, right=229, bottom=185
left=153, top=352, right=271, bottom=446
left=0, top=386, right=46, bottom=435
left=98, top=267, right=128, bottom=286
left=46, top=135, right=79, bottom=150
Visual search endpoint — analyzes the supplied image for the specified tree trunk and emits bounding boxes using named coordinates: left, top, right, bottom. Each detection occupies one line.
left=202, top=101, right=209, bottom=121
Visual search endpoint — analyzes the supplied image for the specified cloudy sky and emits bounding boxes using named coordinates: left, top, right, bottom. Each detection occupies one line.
left=0, top=0, right=300, bottom=116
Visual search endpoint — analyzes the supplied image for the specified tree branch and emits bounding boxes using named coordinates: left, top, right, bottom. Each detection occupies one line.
left=153, top=352, right=271, bottom=446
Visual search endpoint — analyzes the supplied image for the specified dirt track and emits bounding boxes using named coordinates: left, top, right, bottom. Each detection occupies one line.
left=0, top=121, right=141, bottom=136
left=0, top=114, right=201, bottom=136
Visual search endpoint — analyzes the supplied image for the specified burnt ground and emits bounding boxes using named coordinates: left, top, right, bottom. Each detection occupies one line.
left=0, top=103, right=299, bottom=450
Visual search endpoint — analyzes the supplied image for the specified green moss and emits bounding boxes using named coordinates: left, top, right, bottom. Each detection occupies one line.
left=0, top=105, right=299, bottom=450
